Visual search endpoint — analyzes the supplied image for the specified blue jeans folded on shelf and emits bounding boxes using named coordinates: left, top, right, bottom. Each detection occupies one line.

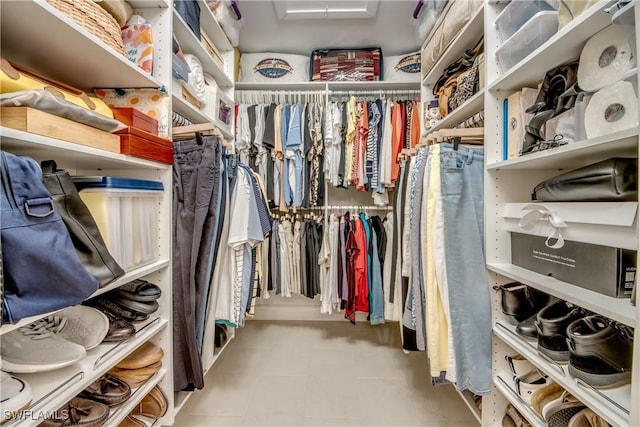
left=440, top=144, right=491, bottom=395
left=1, top=151, right=98, bottom=324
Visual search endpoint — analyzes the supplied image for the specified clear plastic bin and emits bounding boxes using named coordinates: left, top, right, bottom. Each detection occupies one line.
left=74, top=177, right=163, bottom=272
left=495, top=0, right=557, bottom=43
left=496, top=11, right=559, bottom=74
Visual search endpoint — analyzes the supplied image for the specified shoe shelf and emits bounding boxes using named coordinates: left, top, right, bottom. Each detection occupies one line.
left=488, top=0, right=616, bottom=92
left=487, top=263, right=636, bottom=328
left=4, top=317, right=168, bottom=427
left=0, top=127, right=173, bottom=171
left=494, top=321, right=631, bottom=427
left=0, top=1, right=164, bottom=92
left=425, top=89, right=485, bottom=136
left=0, top=259, right=170, bottom=336
left=486, top=127, right=639, bottom=171
left=456, top=389, right=482, bottom=425
left=173, top=10, right=232, bottom=89
left=493, top=371, right=546, bottom=427
left=421, top=4, right=485, bottom=87
left=106, top=369, right=167, bottom=427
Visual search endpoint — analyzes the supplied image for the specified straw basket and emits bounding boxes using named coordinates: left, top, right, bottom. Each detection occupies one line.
left=46, top=0, right=127, bottom=57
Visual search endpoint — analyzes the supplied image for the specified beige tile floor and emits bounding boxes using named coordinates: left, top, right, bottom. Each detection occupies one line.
left=174, top=321, right=478, bottom=427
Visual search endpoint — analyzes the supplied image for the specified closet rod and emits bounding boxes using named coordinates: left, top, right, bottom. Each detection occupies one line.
left=324, top=205, right=393, bottom=211
left=236, top=89, right=326, bottom=105
left=329, top=89, right=420, bottom=97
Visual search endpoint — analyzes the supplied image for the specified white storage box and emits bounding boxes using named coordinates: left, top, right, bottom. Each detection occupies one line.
left=495, top=11, right=559, bottom=73
left=384, top=52, right=421, bottom=82
left=503, top=202, right=638, bottom=250
left=239, top=52, right=310, bottom=82
left=203, top=76, right=233, bottom=136
left=74, top=177, right=164, bottom=271
left=495, top=0, right=558, bottom=43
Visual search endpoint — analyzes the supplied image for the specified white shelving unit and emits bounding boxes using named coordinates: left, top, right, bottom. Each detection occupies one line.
left=493, top=371, right=546, bottom=427
left=421, top=4, right=485, bottom=87
left=494, top=322, right=632, bottom=427
left=420, top=3, right=485, bottom=140
left=107, top=369, right=168, bottom=426
left=4, top=318, right=168, bottom=427
left=172, top=10, right=232, bottom=89
left=171, top=0, right=236, bottom=143
left=0, top=1, right=165, bottom=91
left=426, top=89, right=485, bottom=134
left=0, top=0, right=179, bottom=425
left=483, top=1, right=640, bottom=426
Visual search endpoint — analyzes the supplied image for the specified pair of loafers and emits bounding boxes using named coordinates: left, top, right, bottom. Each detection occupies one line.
left=118, top=386, right=168, bottom=427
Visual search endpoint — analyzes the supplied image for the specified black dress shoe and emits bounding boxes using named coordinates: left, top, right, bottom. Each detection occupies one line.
left=536, top=301, right=584, bottom=361
left=497, top=282, right=550, bottom=324
left=516, top=315, right=538, bottom=339
left=567, top=316, right=634, bottom=388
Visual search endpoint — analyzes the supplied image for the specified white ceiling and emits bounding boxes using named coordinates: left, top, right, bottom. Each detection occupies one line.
left=237, top=0, right=421, bottom=56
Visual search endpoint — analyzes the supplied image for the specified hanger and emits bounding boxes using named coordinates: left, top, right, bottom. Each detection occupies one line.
left=173, top=124, right=234, bottom=150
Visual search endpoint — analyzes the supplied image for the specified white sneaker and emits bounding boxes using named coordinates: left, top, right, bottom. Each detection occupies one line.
left=1, top=371, right=32, bottom=421
left=54, top=305, right=110, bottom=350
left=1, top=321, right=86, bottom=373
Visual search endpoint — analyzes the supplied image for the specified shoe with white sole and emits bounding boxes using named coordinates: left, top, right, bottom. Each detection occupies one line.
left=1, top=371, right=32, bottom=422
left=53, top=305, right=109, bottom=350
left=1, top=321, right=86, bottom=373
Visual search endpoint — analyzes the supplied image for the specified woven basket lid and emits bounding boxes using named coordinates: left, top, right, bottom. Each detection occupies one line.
left=95, top=0, right=133, bottom=27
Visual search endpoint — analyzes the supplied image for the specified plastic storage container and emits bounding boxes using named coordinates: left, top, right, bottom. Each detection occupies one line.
left=496, top=11, right=559, bottom=73
left=74, top=176, right=164, bottom=272
left=495, top=0, right=557, bottom=43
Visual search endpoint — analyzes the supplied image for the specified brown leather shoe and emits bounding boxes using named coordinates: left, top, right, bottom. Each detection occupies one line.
left=103, top=311, right=135, bottom=343
left=79, top=374, right=131, bottom=406
left=39, top=397, right=109, bottom=427
left=115, top=342, right=163, bottom=370
left=109, top=361, right=162, bottom=389
left=117, top=414, right=146, bottom=427
left=131, top=386, right=167, bottom=419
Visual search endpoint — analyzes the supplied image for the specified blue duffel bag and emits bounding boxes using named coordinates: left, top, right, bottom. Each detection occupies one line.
left=1, top=151, right=98, bottom=323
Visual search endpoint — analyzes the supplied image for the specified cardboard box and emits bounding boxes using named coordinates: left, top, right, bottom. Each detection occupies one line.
left=110, top=107, right=158, bottom=135
left=116, top=126, right=172, bottom=164
left=511, top=233, right=636, bottom=298
left=0, top=107, right=120, bottom=153
left=200, top=29, right=225, bottom=69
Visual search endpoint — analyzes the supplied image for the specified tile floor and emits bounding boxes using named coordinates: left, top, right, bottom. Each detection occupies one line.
left=174, top=321, right=478, bottom=426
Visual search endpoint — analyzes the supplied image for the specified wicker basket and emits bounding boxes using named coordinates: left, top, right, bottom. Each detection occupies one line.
left=46, top=0, right=127, bottom=57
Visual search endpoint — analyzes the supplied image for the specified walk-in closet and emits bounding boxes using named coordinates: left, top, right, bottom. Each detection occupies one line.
left=0, top=1, right=638, bottom=426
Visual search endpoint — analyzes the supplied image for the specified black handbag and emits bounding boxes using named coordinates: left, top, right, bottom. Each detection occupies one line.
left=41, top=160, right=125, bottom=287
left=532, top=157, right=638, bottom=202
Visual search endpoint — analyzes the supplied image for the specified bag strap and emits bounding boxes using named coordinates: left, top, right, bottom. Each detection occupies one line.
left=41, top=160, right=59, bottom=175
